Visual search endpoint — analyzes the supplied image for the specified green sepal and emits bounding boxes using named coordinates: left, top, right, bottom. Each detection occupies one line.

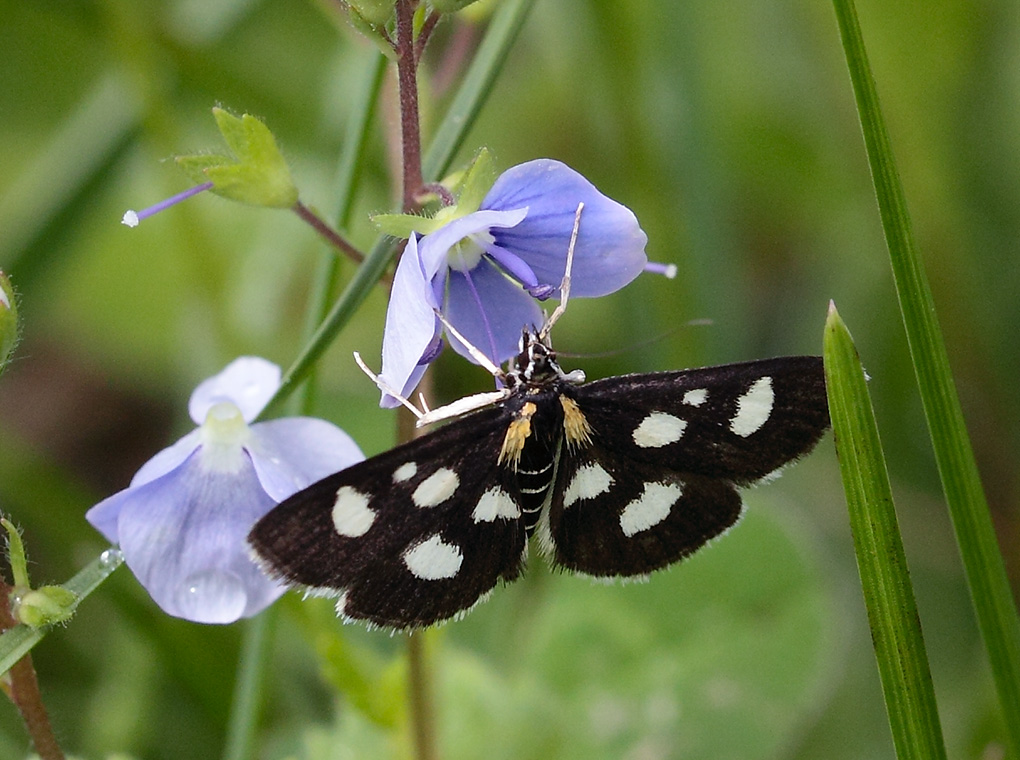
left=429, top=0, right=484, bottom=13
left=15, top=586, right=78, bottom=628
left=174, top=109, right=299, bottom=209
left=1, top=518, right=29, bottom=589
left=345, top=6, right=400, bottom=60
left=448, top=147, right=496, bottom=215
left=349, top=0, right=394, bottom=26
left=371, top=212, right=445, bottom=239
left=371, top=148, right=498, bottom=240
left=0, top=271, right=17, bottom=371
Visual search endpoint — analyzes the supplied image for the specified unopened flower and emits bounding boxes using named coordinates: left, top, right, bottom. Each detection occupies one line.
left=379, top=159, right=663, bottom=406
left=86, top=357, right=363, bottom=623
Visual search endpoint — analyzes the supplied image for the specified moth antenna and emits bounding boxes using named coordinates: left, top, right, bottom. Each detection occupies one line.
left=352, top=351, right=424, bottom=419
left=433, top=307, right=504, bottom=378
left=539, top=201, right=583, bottom=342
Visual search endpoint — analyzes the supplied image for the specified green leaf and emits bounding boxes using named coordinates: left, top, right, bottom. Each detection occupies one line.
left=832, top=2, right=1020, bottom=754
left=174, top=109, right=298, bottom=208
left=824, top=304, right=948, bottom=760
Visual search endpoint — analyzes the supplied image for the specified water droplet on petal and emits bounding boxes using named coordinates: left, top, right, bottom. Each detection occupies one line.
left=175, top=571, right=247, bottom=624
left=99, top=548, right=124, bottom=569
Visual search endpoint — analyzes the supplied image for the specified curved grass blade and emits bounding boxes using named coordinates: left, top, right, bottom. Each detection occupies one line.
left=0, top=549, right=124, bottom=676
left=831, top=3, right=1020, bottom=753
left=824, top=304, right=948, bottom=760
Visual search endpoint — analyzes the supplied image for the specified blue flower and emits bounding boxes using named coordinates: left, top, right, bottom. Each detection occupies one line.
left=378, top=159, right=656, bottom=407
left=86, top=357, right=364, bottom=624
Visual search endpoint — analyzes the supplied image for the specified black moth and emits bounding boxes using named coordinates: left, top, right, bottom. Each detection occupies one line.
left=249, top=331, right=829, bottom=629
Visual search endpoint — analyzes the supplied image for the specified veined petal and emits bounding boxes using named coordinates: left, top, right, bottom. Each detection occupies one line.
left=444, top=258, right=544, bottom=365
left=247, top=417, right=365, bottom=501
left=380, top=235, right=442, bottom=408
left=189, top=356, right=281, bottom=424
left=417, top=208, right=528, bottom=277
left=131, top=429, right=202, bottom=487
left=482, top=159, right=647, bottom=298
left=86, top=429, right=201, bottom=540
left=114, top=450, right=285, bottom=623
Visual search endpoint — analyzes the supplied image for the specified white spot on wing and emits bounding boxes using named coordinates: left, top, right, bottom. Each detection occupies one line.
left=331, top=486, right=375, bottom=537
left=563, top=463, right=614, bottom=508
left=471, top=486, right=521, bottom=523
left=403, top=534, right=463, bottom=580
left=683, top=388, right=708, bottom=406
left=619, top=481, right=684, bottom=537
left=393, top=461, right=417, bottom=483
left=413, top=467, right=459, bottom=508
left=729, top=376, right=774, bottom=437
left=632, top=412, right=687, bottom=448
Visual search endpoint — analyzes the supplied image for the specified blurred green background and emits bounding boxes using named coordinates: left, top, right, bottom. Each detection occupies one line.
left=1, top=0, right=1017, bottom=758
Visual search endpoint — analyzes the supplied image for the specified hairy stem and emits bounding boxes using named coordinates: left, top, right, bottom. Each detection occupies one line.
left=395, top=0, right=425, bottom=210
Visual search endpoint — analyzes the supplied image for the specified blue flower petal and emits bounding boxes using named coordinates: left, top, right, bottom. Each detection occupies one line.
left=444, top=257, right=544, bottom=365
left=113, top=450, right=284, bottom=623
left=380, top=234, right=443, bottom=408
left=482, top=159, right=647, bottom=297
left=247, top=417, right=364, bottom=501
left=189, top=356, right=281, bottom=424
left=130, top=429, right=202, bottom=486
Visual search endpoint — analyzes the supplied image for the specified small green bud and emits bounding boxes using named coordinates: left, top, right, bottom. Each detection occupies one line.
left=15, top=586, right=77, bottom=628
left=429, top=0, right=484, bottom=13
left=0, top=271, right=18, bottom=370
left=176, top=108, right=299, bottom=208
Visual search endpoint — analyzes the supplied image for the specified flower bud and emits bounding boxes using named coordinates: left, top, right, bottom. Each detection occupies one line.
left=14, top=586, right=78, bottom=628
left=0, top=271, right=18, bottom=370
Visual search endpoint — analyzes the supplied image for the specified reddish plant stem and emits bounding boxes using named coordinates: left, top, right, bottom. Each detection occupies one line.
left=414, top=10, right=443, bottom=64
left=292, top=201, right=365, bottom=263
left=395, top=0, right=425, bottom=211
left=0, top=585, right=65, bottom=760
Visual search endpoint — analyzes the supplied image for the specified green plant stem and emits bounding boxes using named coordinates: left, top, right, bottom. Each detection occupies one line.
left=824, top=304, right=948, bottom=760
left=831, top=2, right=1020, bottom=754
left=222, top=609, right=275, bottom=760
left=407, top=632, right=437, bottom=760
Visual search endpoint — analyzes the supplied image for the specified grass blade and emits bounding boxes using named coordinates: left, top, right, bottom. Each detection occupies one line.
left=831, top=3, right=1020, bottom=752
left=824, top=304, right=948, bottom=760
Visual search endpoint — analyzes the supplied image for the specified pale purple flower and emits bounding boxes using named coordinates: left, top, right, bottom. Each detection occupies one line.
left=87, top=357, right=364, bottom=624
left=379, top=159, right=655, bottom=407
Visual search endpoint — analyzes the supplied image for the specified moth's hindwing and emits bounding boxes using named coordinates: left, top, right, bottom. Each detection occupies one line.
left=250, top=404, right=530, bottom=629
left=541, top=356, right=828, bottom=576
